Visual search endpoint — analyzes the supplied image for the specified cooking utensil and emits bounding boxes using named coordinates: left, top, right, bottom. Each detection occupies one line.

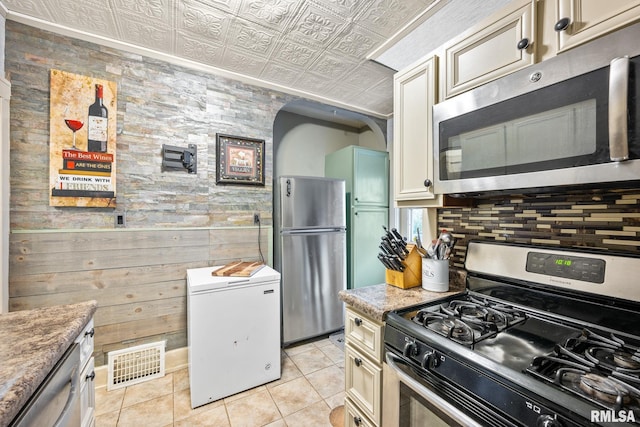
left=426, top=230, right=456, bottom=260
left=426, top=240, right=437, bottom=259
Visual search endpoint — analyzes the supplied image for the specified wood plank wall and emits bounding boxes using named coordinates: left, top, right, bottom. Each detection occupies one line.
left=9, top=227, right=270, bottom=365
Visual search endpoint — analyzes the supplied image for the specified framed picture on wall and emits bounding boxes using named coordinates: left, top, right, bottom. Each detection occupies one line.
left=49, top=69, right=118, bottom=208
left=216, top=134, right=265, bottom=186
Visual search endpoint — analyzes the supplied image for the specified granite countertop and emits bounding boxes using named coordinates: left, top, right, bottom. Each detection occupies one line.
left=0, top=300, right=97, bottom=427
left=339, top=274, right=466, bottom=322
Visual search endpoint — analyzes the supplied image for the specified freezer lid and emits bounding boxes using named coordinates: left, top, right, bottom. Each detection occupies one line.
left=280, top=176, right=346, bottom=229
left=187, top=264, right=280, bottom=293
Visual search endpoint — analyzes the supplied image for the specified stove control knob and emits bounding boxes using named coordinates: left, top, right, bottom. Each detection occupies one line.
left=403, top=341, right=419, bottom=357
left=421, top=351, right=438, bottom=369
left=537, top=414, right=562, bottom=427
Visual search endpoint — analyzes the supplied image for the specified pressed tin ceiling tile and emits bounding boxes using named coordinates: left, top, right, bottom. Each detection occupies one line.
left=48, top=0, right=120, bottom=40
left=237, top=0, right=302, bottom=31
left=309, top=51, right=359, bottom=81
left=178, top=0, right=230, bottom=38
left=220, top=46, right=269, bottom=76
left=260, top=61, right=306, bottom=86
left=114, top=0, right=171, bottom=24
left=269, top=37, right=320, bottom=68
left=3, top=0, right=450, bottom=116
left=176, top=0, right=231, bottom=60
left=176, top=34, right=225, bottom=64
left=329, top=25, right=384, bottom=60
left=3, top=0, right=55, bottom=21
left=225, top=16, right=279, bottom=60
left=341, top=61, right=394, bottom=88
left=288, top=2, right=347, bottom=47
left=117, top=13, right=174, bottom=53
left=189, top=0, right=241, bottom=15
left=358, top=0, right=428, bottom=37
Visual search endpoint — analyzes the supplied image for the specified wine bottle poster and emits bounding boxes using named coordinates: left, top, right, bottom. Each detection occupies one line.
left=49, top=69, right=117, bottom=207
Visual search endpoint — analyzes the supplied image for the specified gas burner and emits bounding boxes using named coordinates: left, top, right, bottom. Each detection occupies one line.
left=410, top=297, right=528, bottom=347
left=447, top=298, right=526, bottom=330
left=413, top=311, right=476, bottom=345
left=580, top=373, right=633, bottom=405
left=614, top=352, right=640, bottom=370
left=586, top=347, right=640, bottom=372
left=435, top=317, right=474, bottom=344
left=554, top=368, right=640, bottom=409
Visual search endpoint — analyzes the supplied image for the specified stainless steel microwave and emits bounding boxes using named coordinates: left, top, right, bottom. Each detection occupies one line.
left=433, top=22, right=640, bottom=195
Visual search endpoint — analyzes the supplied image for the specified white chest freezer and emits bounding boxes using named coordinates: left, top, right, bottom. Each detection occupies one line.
left=186, top=265, right=281, bottom=408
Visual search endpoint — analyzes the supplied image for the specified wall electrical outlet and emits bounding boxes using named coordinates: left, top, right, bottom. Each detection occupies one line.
left=254, top=213, right=260, bottom=224
left=115, top=212, right=126, bottom=228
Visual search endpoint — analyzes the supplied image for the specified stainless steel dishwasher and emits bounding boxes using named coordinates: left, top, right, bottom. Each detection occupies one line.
left=10, top=343, right=81, bottom=427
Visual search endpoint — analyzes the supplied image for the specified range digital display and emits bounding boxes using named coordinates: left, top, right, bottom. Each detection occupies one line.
left=526, top=252, right=605, bottom=284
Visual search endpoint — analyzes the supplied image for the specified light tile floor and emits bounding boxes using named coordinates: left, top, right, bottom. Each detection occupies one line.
left=95, top=336, right=345, bottom=427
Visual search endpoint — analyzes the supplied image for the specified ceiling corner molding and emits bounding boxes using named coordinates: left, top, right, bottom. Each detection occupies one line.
left=366, top=0, right=450, bottom=64
left=6, top=11, right=390, bottom=119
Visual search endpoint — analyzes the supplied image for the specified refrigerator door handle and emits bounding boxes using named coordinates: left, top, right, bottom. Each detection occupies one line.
left=281, top=228, right=345, bottom=235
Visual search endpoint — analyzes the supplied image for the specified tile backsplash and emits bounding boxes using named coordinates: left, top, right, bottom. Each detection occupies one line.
left=439, top=188, right=640, bottom=269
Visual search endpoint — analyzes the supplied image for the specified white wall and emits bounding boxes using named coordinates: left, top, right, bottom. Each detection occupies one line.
left=277, top=122, right=356, bottom=176
left=358, top=128, right=382, bottom=150
left=275, top=112, right=386, bottom=177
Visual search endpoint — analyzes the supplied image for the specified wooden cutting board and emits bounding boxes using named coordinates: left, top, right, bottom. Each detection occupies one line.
left=212, top=261, right=265, bottom=277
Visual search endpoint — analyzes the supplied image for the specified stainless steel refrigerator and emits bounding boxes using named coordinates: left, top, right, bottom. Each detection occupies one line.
left=276, top=176, right=347, bottom=345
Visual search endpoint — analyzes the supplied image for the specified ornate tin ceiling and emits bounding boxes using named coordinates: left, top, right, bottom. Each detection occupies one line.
left=2, top=0, right=441, bottom=117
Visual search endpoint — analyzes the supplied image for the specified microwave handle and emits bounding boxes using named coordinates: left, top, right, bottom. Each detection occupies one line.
left=609, top=56, right=629, bottom=162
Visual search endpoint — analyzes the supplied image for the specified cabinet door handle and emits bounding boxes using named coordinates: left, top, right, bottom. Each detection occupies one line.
left=554, top=17, right=570, bottom=32
left=353, top=416, right=362, bottom=426
left=85, top=328, right=95, bottom=338
left=423, top=179, right=432, bottom=188
left=354, top=357, right=362, bottom=367
left=86, top=371, right=95, bottom=381
left=516, top=38, right=529, bottom=50
left=354, top=317, right=362, bottom=327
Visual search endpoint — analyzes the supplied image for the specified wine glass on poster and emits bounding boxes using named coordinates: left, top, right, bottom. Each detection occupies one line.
left=63, top=106, right=83, bottom=150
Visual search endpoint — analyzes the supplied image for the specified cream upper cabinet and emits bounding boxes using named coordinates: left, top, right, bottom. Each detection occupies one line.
left=443, top=0, right=536, bottom=99
left=393, top=56, right=442, bottom=207
left=554, top=0, right=640, bottom=52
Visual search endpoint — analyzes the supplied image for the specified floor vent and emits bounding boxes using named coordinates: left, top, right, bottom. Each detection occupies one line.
left=107, top=341, right=165, bottom=391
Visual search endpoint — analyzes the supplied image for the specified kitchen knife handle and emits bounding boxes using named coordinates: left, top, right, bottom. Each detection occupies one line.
left=609, top=56, right=629, bottom=162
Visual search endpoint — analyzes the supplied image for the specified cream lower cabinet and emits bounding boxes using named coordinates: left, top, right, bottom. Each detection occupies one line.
left=76, top=319, right=96, bottom=427
left=554, top=0, right=640, bottom=52
left=344, top=398, right=377, bottom=427
left=393, top=55, right=441, bottom=207
left=344, top=306, right=384, bottom=427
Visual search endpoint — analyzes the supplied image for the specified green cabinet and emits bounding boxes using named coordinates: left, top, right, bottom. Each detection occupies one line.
left=326, top=146, right=389, bottom=289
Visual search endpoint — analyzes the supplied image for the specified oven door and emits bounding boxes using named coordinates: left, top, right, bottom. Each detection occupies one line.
left=383, top=352, right=483, bottom=427
left=433, top=22, right=640, bottom=195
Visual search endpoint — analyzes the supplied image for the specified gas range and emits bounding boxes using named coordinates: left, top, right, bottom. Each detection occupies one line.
left=384, top=241, right=640, bottom=427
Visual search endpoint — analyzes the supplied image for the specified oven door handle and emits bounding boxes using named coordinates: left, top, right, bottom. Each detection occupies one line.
left=385, top=352, right=483, bottom=427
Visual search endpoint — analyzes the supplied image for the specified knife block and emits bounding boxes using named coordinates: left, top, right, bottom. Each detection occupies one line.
left=385, top=243, right=422, bottom=289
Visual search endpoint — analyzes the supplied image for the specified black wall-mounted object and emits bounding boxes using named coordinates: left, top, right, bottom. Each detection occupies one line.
left=162, top=144, right=197, bottom=174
